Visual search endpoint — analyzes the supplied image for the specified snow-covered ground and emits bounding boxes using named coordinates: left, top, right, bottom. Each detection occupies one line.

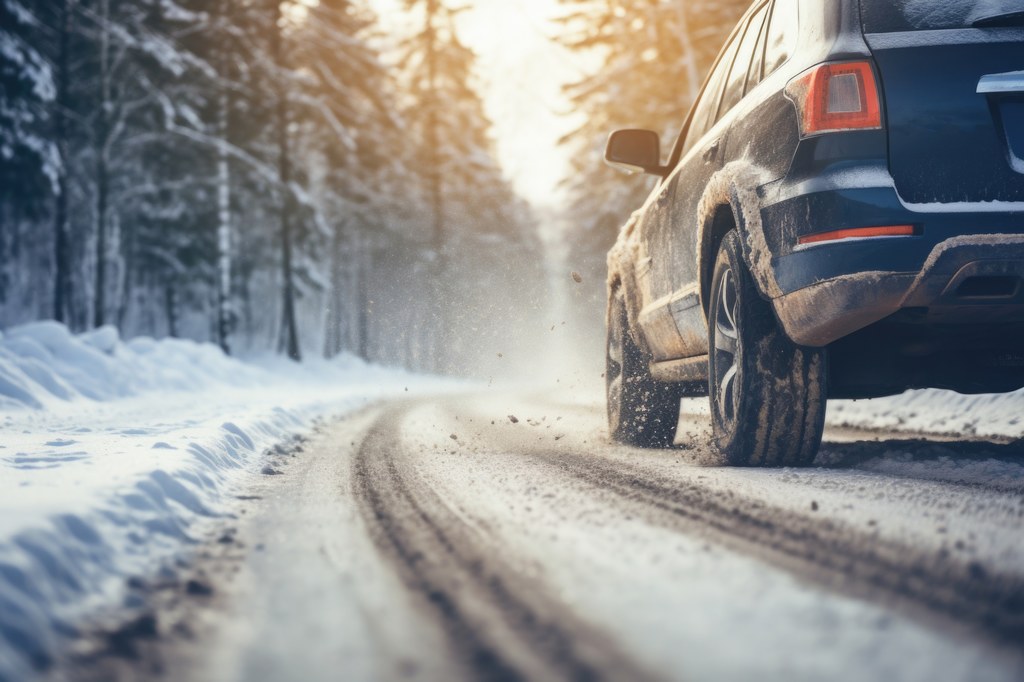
left=3, top=321, right=1024, bottom=681
left=827, top=390, right=1024, bottom=440
left=0, top=322, right=453, bottom=681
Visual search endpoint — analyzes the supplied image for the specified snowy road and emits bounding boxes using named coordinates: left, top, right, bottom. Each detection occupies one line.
left=71, top=391, right=1024, bottom=682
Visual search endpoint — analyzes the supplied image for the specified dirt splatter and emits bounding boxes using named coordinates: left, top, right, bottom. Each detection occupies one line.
left=696, top=162, right=781, bottom=302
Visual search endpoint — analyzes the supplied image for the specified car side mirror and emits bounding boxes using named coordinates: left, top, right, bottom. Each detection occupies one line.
left=604, top=129, right=665, bottom=176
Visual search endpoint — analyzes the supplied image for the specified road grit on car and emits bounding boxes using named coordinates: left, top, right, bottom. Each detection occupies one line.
left=602, top=0, right=1024, bottom=465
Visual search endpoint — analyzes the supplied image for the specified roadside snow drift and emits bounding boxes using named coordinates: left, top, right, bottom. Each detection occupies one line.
left=828, top=389, right=1024, bottom=440
left=0, top=322, right=449, bottom=681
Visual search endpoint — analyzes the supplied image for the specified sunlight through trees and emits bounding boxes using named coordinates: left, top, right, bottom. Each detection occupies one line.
left=0, top=0, right=543, bottom=373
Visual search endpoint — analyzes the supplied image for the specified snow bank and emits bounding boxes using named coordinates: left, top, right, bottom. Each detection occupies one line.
left=0, top=322, right=451, bottom=681
left=0, top=321, right=266, bottom=410
left=828, top=388, right=1024, bottom=440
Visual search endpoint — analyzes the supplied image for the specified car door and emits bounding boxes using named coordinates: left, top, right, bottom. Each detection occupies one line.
left=633, top=32, right=733, bottom=361
left=651, top=3, right=770, bottom=360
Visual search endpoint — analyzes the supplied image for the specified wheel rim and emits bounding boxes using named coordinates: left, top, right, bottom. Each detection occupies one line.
left=713, top=268, right=741, bottom=428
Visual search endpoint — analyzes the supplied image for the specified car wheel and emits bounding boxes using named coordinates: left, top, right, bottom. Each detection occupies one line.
left=708, top=231, right=827, bottom=466
left=606, top=287, right=680, bottom=447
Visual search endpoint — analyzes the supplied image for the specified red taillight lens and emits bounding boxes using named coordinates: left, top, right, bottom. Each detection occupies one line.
left=785, top=61, right=882, bottom=136
left=798, top=225, right=915, bottom=246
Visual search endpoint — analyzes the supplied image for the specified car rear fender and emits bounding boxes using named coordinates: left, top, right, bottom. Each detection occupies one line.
left=696, top=162, right=783, bottom=319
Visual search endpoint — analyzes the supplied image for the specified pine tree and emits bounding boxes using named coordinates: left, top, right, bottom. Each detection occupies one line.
left=51, top=0, right=76, bottom=325
left=555, top=0, right=748, bottom=329
left=289, top=0, right=403, bottom=360
left=159, top=0, right=273, bottom=351
left=0, top=0, right=58, bottom=310
left=0, top=0, right=56, bottom=194
left=0, top=0, right=542, bottom=379
left=396, top=0, right=542, bottom=371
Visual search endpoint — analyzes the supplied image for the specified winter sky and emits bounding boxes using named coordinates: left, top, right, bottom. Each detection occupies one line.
left=371, top=0, right=590, bottom=211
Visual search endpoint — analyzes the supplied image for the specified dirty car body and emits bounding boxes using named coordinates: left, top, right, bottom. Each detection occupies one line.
left=604, top=0, right=1024, bottom=463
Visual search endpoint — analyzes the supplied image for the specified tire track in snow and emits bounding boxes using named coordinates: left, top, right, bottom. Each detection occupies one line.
left=352, top=406, right=658, bottom=682
left=432, top=397, right=1024, bottom=648
left=561, top=451, right=1024, bottom=642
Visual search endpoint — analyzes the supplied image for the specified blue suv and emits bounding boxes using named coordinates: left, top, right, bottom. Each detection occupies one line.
left=603, top=0, right=1024, bottom=465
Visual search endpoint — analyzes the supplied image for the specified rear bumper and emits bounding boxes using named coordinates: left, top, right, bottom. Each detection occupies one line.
left=765, top=182, right=1024, bottom=346
left=774, top=270, right=915, bottom=347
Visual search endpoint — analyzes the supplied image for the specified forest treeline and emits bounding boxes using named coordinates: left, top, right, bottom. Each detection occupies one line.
left=0, top=0, right=544, bottom=373
left=1, top=0, right=750, bottom=375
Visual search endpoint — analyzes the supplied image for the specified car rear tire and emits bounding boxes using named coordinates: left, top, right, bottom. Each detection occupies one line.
left=708, top=231, right=827, bottom=466
left=606, top=288, right=680, bottom=447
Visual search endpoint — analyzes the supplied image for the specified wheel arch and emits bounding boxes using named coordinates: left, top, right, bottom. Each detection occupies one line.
left=699, top=205, right=737, bottom=318
left=695, top=162, right=784, bottom=319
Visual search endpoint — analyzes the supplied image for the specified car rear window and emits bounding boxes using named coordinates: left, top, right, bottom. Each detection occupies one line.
left=862, top=0, right=1021, bottom=32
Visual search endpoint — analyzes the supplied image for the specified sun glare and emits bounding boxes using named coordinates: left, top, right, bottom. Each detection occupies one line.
left=372, top=0, right=583, bottom=210
left=282, top=0, right=320, bottom=27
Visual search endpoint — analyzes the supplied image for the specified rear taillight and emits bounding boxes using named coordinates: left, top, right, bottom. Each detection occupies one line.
left=785, top=61, right=882, bottom=136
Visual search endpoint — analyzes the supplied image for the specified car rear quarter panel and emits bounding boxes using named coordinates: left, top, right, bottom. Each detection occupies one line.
left=732, top=0, right=879, bottom=291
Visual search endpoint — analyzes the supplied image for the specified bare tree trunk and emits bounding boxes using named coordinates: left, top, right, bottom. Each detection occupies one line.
left=271, top=11, right=301, bottom=361
left=93, top=0, right=111, bottom=329
left=425, top=0, right=446, bottom=373
left=215, top=92, right=232, bottom=353
left=115, top=213, right=132, bottom=329
left=53, top=0, right=74, bottom=325
left=0, top=205, right=10, bottom=307
left=239, top=258, right=254, bottom=349
left=323, top=222, right=345, bottom=359
left=355, top=233, right=370, bottom=361
left=214, top=0, right=233, bottom=354
left=164, top=281, right=178, bottom=338
left=144, top=271, right=157, bottom=333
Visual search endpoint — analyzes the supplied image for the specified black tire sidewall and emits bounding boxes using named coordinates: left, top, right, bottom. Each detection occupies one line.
left=606, top=289, right=679, bottom=447
left=606, top=292, right=627, bottom=435
left=708, top=231, right=825, bottom=466
left=708, top=233, right=758, bottom=459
